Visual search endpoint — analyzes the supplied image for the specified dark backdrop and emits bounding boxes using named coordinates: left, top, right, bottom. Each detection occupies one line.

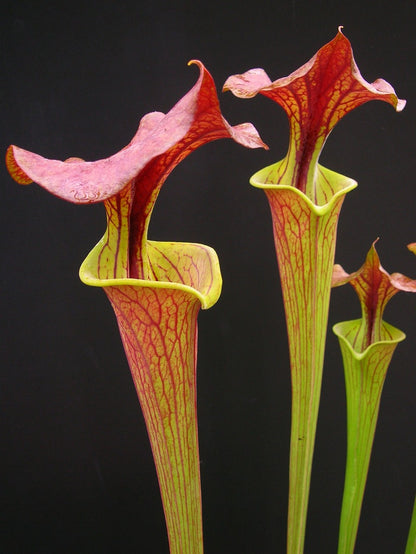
left=1, top=1, right=415, bottom=552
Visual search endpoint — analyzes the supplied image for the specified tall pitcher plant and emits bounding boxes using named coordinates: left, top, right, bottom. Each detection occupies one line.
left=224, top=28, right=405, bottom=553
left=6, top=61, right=266, bottom=554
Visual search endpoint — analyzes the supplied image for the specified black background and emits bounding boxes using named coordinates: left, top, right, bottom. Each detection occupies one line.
left=1, top=1, right=415, bottom=552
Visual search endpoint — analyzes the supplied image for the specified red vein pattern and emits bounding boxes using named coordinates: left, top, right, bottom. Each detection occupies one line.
left=106, top=284, right=202, bottom=554
left=332, top=243, right=416, bottom=552
left=226, top=29, right=405, bottom=554
left=98, top=185, right=135, bottom=279
left=224, top=28, right=405, bottom=201
left=332, top=241, right=416, bottom=352
left=248, top=155, right=357, bottom=553
left=262, top=174, right=353, bottom=554
left=7, top=60, right=258, bottom=553
left=79, top=234, right=222, bottom=554
left=6, top=61, right=266, bottom=282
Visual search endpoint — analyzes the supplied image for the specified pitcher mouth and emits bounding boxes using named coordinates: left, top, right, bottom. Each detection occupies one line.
left=79, top=238, right=223, bottom=310
left=250, top=159, right=358, bottom=211
left=333, top=319, right=406, bottom=358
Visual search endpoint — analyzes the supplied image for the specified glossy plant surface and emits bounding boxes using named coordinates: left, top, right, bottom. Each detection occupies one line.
left=333, top=242, right=416, bottom=554
left=6, top=61, right=265, bottom=554
left=225, top=29, right=405, bottom=554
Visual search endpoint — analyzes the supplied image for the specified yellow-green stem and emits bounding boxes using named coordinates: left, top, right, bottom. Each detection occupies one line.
left=251, top=162, right=356, bottom=554
left=334, top=320, right=405, bottom=554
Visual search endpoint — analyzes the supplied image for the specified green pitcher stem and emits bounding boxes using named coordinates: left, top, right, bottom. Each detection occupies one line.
left=265, top=192, right=348, bottom=554
left=283, top=262, right=330, bottom=554
left=250, top=161, right=356, bottom=554
left=287, top=364, right=324, bottom=554
left=250, top=158, right=357, bottom=554
left=334, top=320, right=405, bottom=554
left=337, top=374, right=383, bottom=554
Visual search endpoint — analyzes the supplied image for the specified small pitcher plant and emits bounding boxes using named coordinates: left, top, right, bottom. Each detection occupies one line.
left=332, top=241, right=416, bottom=554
